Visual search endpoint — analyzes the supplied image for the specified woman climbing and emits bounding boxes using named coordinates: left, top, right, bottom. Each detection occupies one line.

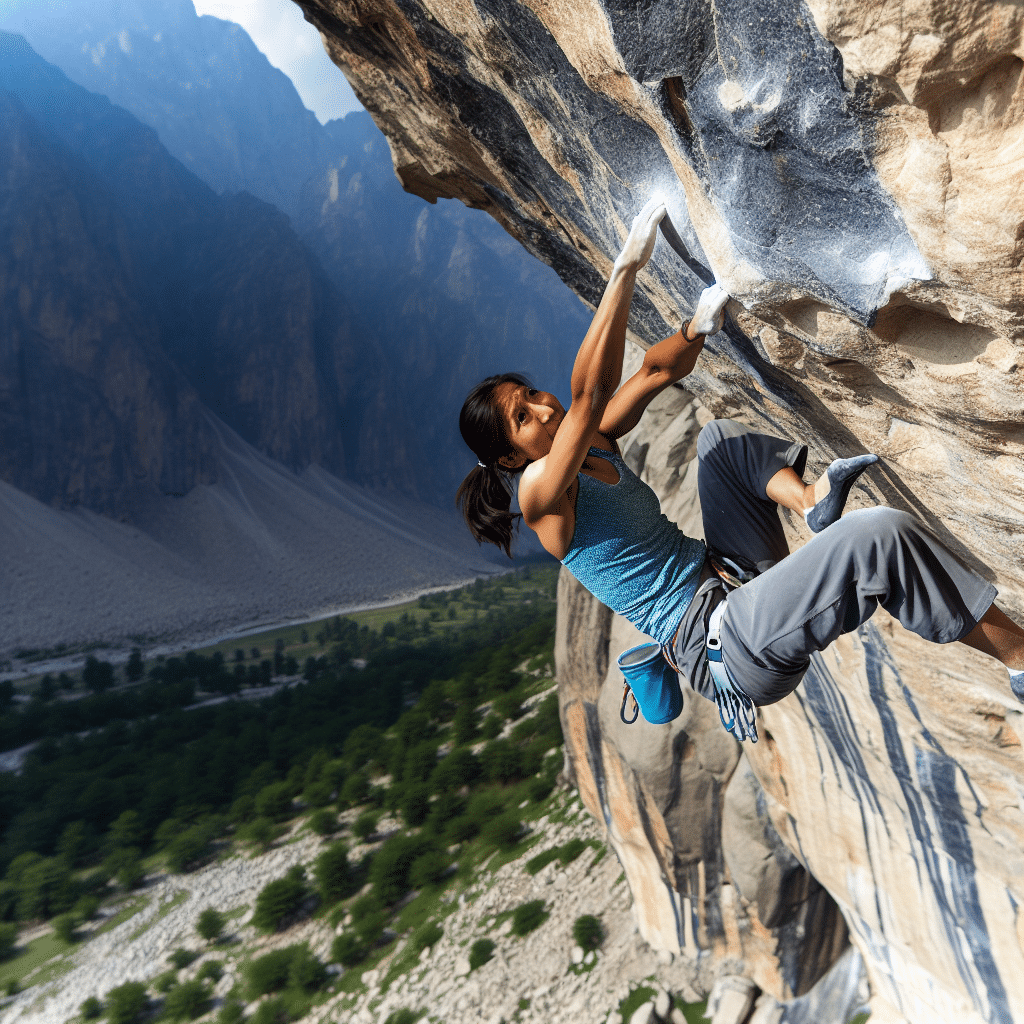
left=456, top=197, right=1024, bottom=740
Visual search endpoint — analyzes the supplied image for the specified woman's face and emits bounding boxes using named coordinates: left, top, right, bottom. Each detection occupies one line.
left=495, top=382, right=564, bottom=468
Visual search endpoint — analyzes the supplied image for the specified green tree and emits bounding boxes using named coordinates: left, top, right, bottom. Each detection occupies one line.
left=104, top=847, right=144, bottom=890
left=165, top=823, right=216, bottom=873
left=408, top=850, right=448, bottom=889
left=308, top=808, right=338, bottom=836
left=453, top=703, right=476, bottom=745
left=469, top=938, right=495, bottom=970
left=314, top=842, right=356, bottom=903
left=401, top=783, right=431, bottom=827
left=196, top=907, right=225, bottom=943
left=217, top=999, right=245, bottom=1024
left=0, top=922, right=17, bottom=959
left=369, top=835, right=435, bottom=905
left=106, top=810, right=144, bottom=851
left=343, top=724, right=385, bottom=770
left=52, top=913, right=76, bottom=944
left=56, top=820, right=93, bottom=867
left=352, top=810, right=379, bottom=840
left=429, top=748, right=480, bottom=793
left=255, top=782, right=293, bottom=822
left=245, top=946, right=299, bottom=996
left=197, top=960, right=223, bottom=983
left=80, top=996, right=103, bottom=1020
left=479, top=739, right=523, bottom=783
left=287, top=944, right=327, bottom=993
left=511, top=899, right=548, bottom=936
left=482, top=813, right=522, bottom=850
left=163, top=979, right=210, bottom=1021
left=252, top=869, right=306, bottom=933
left=17, top=856, right=77, bottom=919
left=105, top=981, right=147, bottom=1024
left=573, top=914, right=604, bottom=951
left=82, top=656, right=115, bottom=694
left=125, top=649, right=144, bottom=683
left=241, top=817, right=283, bottom=852
left=331, top=932, right=366, bottom=968
left=339, top=771, right=370, bottom=808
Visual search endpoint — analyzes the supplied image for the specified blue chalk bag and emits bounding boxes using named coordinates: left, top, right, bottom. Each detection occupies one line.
left=617, top=642, right=683, bottom=725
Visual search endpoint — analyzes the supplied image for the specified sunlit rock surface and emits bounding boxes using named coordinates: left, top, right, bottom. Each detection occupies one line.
left=301, top=0, right=1024, bottom=1020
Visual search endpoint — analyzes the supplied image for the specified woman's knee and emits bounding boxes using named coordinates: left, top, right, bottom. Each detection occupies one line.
left=832, top=506, right=920, bottom=546
left=697, top=418, right=748, bottom=461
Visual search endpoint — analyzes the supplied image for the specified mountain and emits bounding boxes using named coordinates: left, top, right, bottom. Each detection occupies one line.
left=0, top=0, right=589, bottom=506
left=0, top=32, right=509, bottom=654
left=0, top=30, right=363, bottom=513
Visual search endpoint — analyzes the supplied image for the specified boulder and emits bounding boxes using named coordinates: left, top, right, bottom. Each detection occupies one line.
left=706, top=976, right=758, bottom=1024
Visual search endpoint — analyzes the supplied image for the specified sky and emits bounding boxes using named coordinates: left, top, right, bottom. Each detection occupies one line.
left=193, top=0, right=362, bottom=122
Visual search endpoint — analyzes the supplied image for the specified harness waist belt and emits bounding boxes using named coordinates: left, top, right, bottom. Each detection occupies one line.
left=705, top=599, right=758, bottom=743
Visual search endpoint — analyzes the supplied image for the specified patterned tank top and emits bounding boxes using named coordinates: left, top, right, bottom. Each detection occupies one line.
left=561, top=447, right=705, bottom=645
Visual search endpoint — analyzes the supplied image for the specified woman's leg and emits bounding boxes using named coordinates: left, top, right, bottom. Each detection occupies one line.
left=959, top=604, right=1024, bottom=672
left=696, top=420, right=807, bottom=572
left=722, top=506, right=1000, bottom=705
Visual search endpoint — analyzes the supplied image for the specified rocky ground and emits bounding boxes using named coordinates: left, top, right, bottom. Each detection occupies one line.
left=0, top=790, right=725, bottom=1024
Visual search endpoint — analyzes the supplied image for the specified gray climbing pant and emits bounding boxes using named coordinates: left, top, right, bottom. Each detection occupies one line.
left=673, top=420, right=997, bottom=707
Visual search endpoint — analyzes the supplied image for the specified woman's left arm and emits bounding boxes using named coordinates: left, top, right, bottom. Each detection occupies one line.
left=598, top=326, right=706, bottom=440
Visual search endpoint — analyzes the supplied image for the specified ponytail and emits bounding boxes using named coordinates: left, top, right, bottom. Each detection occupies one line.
left=456, top=372, right=532, bottom=558
left=456, top=463, right=522, bottom=558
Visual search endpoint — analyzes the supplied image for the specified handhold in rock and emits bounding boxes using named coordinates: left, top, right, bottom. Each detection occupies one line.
left=571, top=944, right=585, bottom=964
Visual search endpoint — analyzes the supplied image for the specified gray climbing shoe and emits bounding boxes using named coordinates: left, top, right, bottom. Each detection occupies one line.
left=804, top=454, right=879, bottom=533
left=1009, top=669, right=1024, bottom=702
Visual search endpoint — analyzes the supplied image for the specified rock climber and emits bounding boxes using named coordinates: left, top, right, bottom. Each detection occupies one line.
left=455, top=197, right=1024, bottom=739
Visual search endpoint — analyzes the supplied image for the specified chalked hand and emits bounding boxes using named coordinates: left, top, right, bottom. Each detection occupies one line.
left=614, top=197, right=667, bottom=273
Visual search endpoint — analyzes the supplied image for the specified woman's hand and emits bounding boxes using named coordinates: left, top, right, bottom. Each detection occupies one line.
left=613, top=197, right=667, bottom=273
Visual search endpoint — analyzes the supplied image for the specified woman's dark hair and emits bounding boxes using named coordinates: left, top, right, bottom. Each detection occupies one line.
left=456, top=372, right=532, bottom=558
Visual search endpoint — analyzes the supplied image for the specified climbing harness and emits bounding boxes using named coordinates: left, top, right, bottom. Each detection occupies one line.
left=705, top=598, right=758, bottom=743
left=618, top=551, right=759, bottom=742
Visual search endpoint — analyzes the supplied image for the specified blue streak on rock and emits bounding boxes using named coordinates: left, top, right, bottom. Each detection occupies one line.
left=858, top=621, right=1009, bottom=1021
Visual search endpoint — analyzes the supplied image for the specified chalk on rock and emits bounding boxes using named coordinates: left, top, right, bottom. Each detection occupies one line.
left=628, top=1000, right=656, bottom=1024
left=654, top=989, right=671, bottom=1018
left=707, top=976, right=757, bottom=1024
left=571, top=945, right=585, bottom=964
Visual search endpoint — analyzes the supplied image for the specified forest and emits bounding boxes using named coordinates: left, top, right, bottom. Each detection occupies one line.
left=0, top=568, right=562, bottom=946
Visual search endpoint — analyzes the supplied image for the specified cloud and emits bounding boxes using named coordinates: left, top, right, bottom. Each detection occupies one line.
left=193, top=0, right=362, bottom=122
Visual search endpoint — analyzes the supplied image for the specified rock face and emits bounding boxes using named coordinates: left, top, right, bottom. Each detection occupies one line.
left=302, top=1, right=1024, bottom=1021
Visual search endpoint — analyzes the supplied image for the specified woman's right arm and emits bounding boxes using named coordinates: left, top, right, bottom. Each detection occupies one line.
left=519, top=198, right=666, bottom=521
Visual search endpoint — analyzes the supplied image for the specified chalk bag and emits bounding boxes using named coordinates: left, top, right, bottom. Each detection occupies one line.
left=617, top=643, right=683, bottom=725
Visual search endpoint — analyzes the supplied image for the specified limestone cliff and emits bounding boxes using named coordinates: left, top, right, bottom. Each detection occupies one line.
left=300, top=1, right=1024, bottom=1021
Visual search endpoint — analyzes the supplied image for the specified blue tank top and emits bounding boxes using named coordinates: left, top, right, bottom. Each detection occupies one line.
left=561, top=447, right=706, bottom=645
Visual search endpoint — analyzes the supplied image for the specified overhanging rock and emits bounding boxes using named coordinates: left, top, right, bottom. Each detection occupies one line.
left=297, top=1, right=1024, bottom=1020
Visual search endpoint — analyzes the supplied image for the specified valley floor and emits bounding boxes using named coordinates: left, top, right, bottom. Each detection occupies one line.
left=0, top=790, right=714, bottom=1024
